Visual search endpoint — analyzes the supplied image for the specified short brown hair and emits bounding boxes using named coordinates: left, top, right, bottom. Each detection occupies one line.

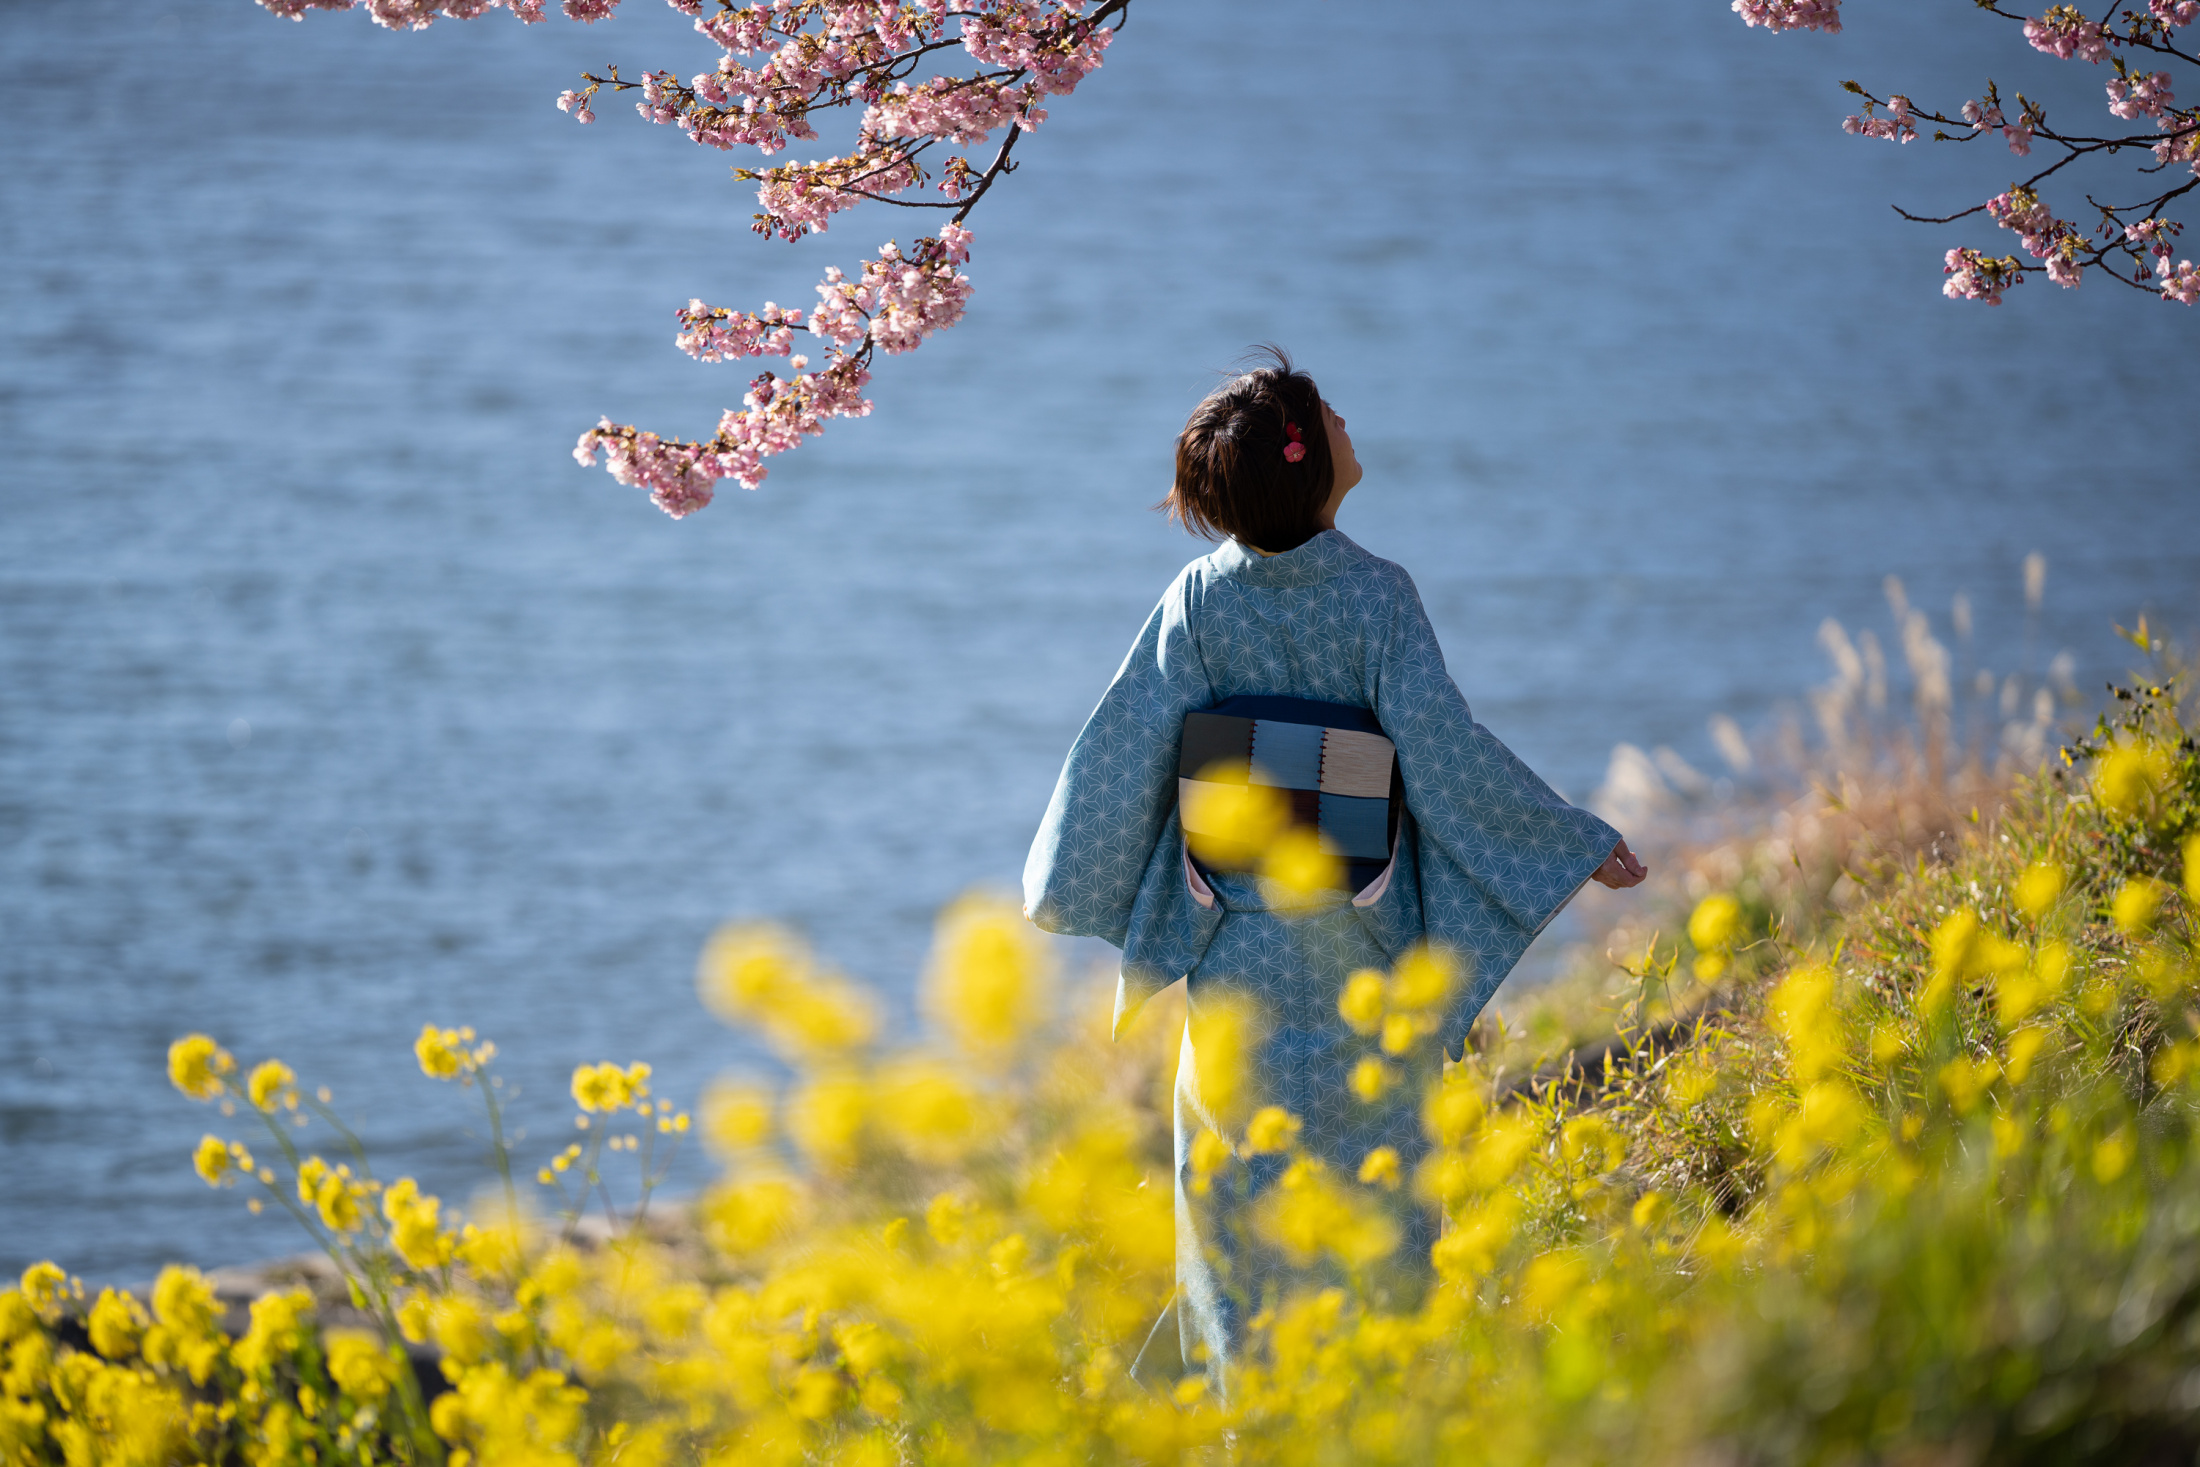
left=1162, top=346, right=1333, bottom=554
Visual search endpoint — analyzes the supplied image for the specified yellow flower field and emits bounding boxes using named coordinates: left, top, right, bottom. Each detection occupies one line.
left=4, top=656, right=2198, bottom=1465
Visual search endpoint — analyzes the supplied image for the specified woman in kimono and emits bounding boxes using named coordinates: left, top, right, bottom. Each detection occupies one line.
left=1022, top=349, right=1646, bottom=1390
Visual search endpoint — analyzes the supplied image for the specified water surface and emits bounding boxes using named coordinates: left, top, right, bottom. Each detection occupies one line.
left=2, top=0, right=2195, bottom=1278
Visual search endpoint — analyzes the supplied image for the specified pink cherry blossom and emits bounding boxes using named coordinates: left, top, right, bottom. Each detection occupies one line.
left=2025, top=6, right=2111, bottom=61
left=675, top=302, right=807, bottom=362
left=1742, top=0, right=2200, bottom=301
left=255, top=0, right=580, bottom=25
left=1843, top=95, right=1916, bottom=143
left=870, top=77, right=1039, bottom=146
left=808, top=228, right=974, bottom=353
left=2153, top=126, right=2200, bottom=174
left=240, top=3, right=1160, bottom=515
left=540, top=3, right=1119, bottom=511
left=1731, top=0, right=1843, bottom=32
left=572, top=223, right=972, bottom=515
left=2160, top=258, right=2200, bottom=302
left=1985, top=187, right=2069, bottom=261
left=2107, top=71, right=2175, bottom=120
left=1942, top=247, right=2023, bottom=304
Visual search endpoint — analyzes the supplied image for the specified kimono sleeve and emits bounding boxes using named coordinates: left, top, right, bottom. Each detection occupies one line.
left=1372, top=571, right=1620, bottom=1021
left=1023, top=573, right=1214, bottom=947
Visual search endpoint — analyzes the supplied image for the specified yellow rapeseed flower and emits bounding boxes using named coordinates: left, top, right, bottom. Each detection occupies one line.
left=788, top=1071, right=871, bottom=1169
left=926, top=892, right=1050, bottom=1054
left=1767, top=964, right=1844, bottom=1084
left=230, top=1290, right=312, bottom=1379
left=1378, top=1012, right=1419, bottom=1056
left=697, top=921, right=803, bottom=1016
left=1518, top=1251, right=1588, bottom=1318
left=1431, top=1194, right=1518, bottom=1281
left=1261, top=826, right=1342, bottom=908
left=1560, top=1114, right=1625, bottom=1175
left=314, top=1168, right=363, bottom=1233
left=2093, top=1126, right=2135, bottom=1183
left=1257, top=1159, right=1398, bottom=1267
left=167, top=1035, right=234, bottom=1101
left=1772, top=1080, right=1866, bottom=1171
left=789, top=1365, right=843, bottom=1420
left=1188, top=1128, right=1233, bottom=1197
left=1187, top=998, right=1257, bottom=1129
left=1245, top=1105, right=1302, bottom=1155
left=876, top=1060, right=982, bottom=1162
left=1938, top=1056, right=1998, bottom=1115
left=1688, top=894, right=1743, bottom=979
left=140, top=1266, right=224, bottom=1386
left=148, top=1266, right=216, bottom=1336
left=382, top=1178, right=452, bottom=1271
left=0, top=1291, right=34, bottom=1350
left=86, top=1288, right=147, bottom=1361
left=1348, top=1055, right=1391, bottom=1104
left=700, top=923, right=881, bottom=1061
left=2015, top=861, right=2066, bottom=920
left=1995, top=938, right=2071, bottom=1027
left=1389, top=945, right=1456, bottom=1013
left=19, top=1263, right=74, bottom=1323
left=1630, top=1191, right=1670, bottom=1231
left=1337, top=969, right=1386, bottom=1035
left=700, top=1177, right=803, bottom=1256
left=2095, top=740, right=2170, bottom=819
left=1465, top=1113, right=1541, bottom=1191
left=1180, top=770, right=1290, bottom=871
left=429, top=1296, right=493, bottom=1365
left=454, top=1216, right=528, bottom=1281
left=571, top=1061, right=646, bottom=1114
left=835, top=1320, right=899, bottom=1378
left=1924, top=910, right=2025, bottom=1015
left=324, top=1330, right=400, bottom=1403
left=2153, top=1038, right=2200, bottom=1088
left=2185, top=832, right=2200, bottom=906
left=1357, top=1146, right=1401, bottom=1189
left=2005, top=1026, right=2052, bottom=1085
left=192, top=1135, right=233, bottom=1188
left=1422, top=1075, right=1485, bottom=1148
left=2113, top=877, right=2167, bottom=937
left=246, top=1059, right=295, bottom=1112
left=415, top=1024, right=481, bottom=1081
left=700, top=1080, right=776, bottom=1154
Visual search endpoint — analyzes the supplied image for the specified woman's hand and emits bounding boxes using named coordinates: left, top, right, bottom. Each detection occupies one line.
left=1591, top=838, right=1648, bottom=890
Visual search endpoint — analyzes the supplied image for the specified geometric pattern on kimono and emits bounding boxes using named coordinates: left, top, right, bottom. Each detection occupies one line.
left=1022, top=529, right=1620, bottom=1056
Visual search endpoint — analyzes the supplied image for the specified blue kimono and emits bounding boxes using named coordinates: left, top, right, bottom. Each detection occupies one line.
left=1022, top=529, right=1618, bottom=1384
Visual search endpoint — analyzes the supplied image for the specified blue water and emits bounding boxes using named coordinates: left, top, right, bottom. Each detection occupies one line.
left=2, top=0, right=2195, bottom=1280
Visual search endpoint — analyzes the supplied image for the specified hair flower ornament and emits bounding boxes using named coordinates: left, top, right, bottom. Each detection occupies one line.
left=1282, top=422, right=1308, bottom=463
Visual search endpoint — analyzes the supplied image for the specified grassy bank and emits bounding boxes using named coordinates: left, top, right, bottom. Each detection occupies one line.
left=3, top=641, right=2197, bottom=1465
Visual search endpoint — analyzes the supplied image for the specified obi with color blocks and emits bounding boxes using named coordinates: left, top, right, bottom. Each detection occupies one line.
left=1176, top=694, right=1404, bottom=896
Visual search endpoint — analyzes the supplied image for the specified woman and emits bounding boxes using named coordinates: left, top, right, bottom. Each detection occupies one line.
left=1022, top=348, right=1646, bottom=1390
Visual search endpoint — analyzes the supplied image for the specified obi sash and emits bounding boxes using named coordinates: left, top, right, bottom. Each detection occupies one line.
left=1176, top=695, right=1404, bottom=897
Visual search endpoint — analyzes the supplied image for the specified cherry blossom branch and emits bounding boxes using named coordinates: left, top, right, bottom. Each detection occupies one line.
left=260, top=0, right=1130, bottom=517
left=1735, top=0, right=2200, bottom=306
